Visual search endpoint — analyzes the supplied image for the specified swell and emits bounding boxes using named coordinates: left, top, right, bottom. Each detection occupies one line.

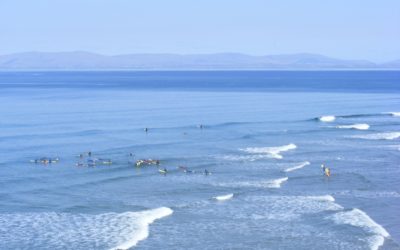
left=309, top=112, right=399, bottom=122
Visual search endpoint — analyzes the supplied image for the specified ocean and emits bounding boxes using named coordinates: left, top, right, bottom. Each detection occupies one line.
left=0, top=71, right=399, bottom=250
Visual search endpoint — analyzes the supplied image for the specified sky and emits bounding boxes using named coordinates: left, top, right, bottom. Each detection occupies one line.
left=0, top=0, right=399, bottom=62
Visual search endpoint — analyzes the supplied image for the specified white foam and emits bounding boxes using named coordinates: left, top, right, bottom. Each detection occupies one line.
left=214, top=193, right=234, bottom=201
left=0, top=207, right=173, bottom=250
left=367, top=235, right=386, bottom=250
left=387, top=112, right=400, bottom=117
left=111, top=207, right=173, bottom=250
left=352, top=132, right=400, bottom=140
left=335, top=190, right=400, bottom=198
left=244, top=195, right=342, bottom=221
left=241, top=144, right=297, bottom=159
left=330, top=208, right=390, bottom=250
left=268, top=177, right=289, bottom=188
left=284, top=161, right=310, bottom=172
left=218, top=177, right=288, bottom=189
left=337, top=123, right=370, bottom=130
left=319, top=115, right=336, bottom=122
left=221, top=154, right=271, bottom=162
left=306, top=195, right=335, bottom=202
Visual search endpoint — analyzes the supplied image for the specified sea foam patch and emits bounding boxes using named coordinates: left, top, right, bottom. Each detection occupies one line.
left=335, top=190, right=400, bottom=199
left=217, top=177, right=288, bottom=189
left=241, top=143, right=297, bottom=159
left=0, top=207, right=173, bottom=250
left=352, top=132, right=400, bottom=140
left=243, top=195, right=342, bottom=221
left=221, top=154, right=271, bottom=162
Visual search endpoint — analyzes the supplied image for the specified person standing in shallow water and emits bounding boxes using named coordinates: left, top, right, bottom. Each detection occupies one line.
left=321, top=164, right=331, bottom=177
left=325, top=167, right=331, bottom=177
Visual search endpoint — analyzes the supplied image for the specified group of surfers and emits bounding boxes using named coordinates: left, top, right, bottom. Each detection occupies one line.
left=30, top=152, right=330, bottom=177
left=30, top=152, right=212, bottom=175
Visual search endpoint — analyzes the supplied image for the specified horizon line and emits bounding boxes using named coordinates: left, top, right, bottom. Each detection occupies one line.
left=1, top=50, right=396, bottom=63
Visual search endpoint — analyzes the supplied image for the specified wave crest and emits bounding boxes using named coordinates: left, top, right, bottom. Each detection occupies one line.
left=111, top=207, right=173, bottom=250
left=319, top=116, right=336, bottom=122
left=241, top=144, right=297, bottom=159
left=284, top=161, right=310, bottom=172
left=387, top=112, right=400, bottom=117
left=330, top=208, right=390, bottom=250
left=213, top=193, right=234, bottom=201
left=0, top=207, right=173, bottom=250
left=337, top=123, right=370, bottom=130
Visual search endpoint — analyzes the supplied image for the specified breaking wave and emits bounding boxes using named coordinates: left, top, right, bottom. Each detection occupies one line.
left=386, top=112, right=400, bottom=117
left=337, top=123, right=370, bottom=130
left=330, top=208, right=390, bottom=250
left=319, top=116, right=336, bottom=122
left=314, top=112, right=397, bottom=122
left=0, top=207, right=173, bottom=250
left=241, top=144, right=297, bottom=159
left=213, top=193, right=234, bottom=201
left=284, top=161, right=310, bottom=172
left=306, top=195, right=336, bottom=202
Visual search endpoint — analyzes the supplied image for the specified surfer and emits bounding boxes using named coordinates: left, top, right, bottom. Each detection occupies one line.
left=325, top=167, right=331, bottom=177
left=321, top=164, right=331, bottom=177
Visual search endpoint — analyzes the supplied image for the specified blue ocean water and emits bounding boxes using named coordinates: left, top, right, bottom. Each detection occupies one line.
left=0, top=71, right=399, bottom=250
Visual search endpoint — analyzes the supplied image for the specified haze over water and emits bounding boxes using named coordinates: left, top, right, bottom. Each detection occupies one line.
left=0, top=71, right=399, bottom=249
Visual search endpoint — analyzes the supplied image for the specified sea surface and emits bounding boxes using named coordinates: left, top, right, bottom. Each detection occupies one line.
left=0, top=71, right=399, bottom=250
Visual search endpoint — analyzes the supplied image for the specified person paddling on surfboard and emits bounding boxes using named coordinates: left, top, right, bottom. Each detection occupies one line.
left=158, top=168, right=167, bottom=175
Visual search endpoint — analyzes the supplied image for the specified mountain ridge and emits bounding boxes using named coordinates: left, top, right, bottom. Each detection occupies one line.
left=0, top=51, right=398, bottom=70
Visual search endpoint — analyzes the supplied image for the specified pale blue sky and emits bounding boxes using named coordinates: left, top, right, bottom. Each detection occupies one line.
left=0, top=0, right=399, bottom=62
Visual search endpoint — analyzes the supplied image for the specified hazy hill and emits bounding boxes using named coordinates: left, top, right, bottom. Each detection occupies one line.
left=0, top=51, right=396, bottom=70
